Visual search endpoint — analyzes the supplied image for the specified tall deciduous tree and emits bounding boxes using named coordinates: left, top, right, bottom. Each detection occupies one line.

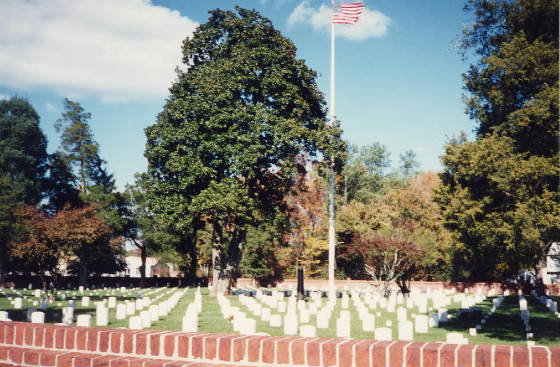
left=10, top=205, right=114, bottom=294
left=145, top=7, right=343, bottom=295
left=436, top=0, right=559, bottom=281
left=285, top=165, right=328, bottom=277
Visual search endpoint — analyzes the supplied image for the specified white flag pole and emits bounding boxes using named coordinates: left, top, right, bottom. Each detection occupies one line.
left=328, top=0, right=336, bottom=301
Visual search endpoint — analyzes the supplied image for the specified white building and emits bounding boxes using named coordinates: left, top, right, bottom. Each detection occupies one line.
left=124, top=256, right=159, bottom=277
left=543, top=242, right=560, bottom=284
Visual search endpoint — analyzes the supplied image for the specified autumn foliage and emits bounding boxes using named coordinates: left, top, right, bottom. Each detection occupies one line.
left=10, top=204, right=114, bottom=292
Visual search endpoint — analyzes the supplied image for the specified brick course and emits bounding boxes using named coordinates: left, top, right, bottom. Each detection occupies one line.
left=0, top=321, right=558, bottom=366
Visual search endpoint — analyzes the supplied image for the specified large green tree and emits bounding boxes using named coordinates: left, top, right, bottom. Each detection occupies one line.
left=145, top=7, right=343, bottom=295
left=0, top=97, right=49, bottom=280
left=0, top=97, right=48, bottom=205
left=436, top=0, right=559, bottom=281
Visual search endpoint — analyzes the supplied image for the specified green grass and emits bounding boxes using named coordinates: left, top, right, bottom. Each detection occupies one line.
left=1, top=287, right=558, bottom=346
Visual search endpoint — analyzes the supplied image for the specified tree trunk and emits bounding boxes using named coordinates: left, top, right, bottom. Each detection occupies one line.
left=211, top=222, right=221, bottom=296
left=140, top=244, right=147, bottom=287
left=79, top=263, right=88, bottom=287
left=210, top=221, right=245, bottom=296
left=344, top=174, right=347, bottom=206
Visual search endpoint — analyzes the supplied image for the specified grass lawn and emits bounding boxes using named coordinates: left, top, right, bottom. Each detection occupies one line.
left=1, top=286, right=558, bottom=346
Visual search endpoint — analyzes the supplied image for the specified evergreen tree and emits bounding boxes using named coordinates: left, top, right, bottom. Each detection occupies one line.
left=0, top=97, right=49, bottom=280
left=55, top=98, right=113, bottom=193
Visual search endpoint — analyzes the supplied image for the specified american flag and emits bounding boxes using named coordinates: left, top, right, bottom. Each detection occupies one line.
left=332, top=2, right=365, bottom=25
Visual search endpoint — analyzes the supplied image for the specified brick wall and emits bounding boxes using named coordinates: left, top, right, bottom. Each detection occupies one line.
left=0, top=321, right=558, bottom=367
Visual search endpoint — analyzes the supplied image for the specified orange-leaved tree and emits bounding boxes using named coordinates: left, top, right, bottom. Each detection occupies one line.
left=285, top=166, right=328, bottom=277
left=10, top=204, right=114, bottom=295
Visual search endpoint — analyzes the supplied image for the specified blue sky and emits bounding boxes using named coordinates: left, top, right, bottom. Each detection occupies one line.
left=0, top=0, right=475, bottom=190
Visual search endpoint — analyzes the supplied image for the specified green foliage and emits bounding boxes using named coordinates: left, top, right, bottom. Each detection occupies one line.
left=0, top=97, right=49, bottom=275
left=240, top=223, right=286, bottom=286
left=0, top=97, right=48, bottom=205
left=437, top=0, right=559, bottom=281
left=399, top=149, right=420, bottom=179
left=55, top=98, right=114, bottom=193
left=145, top=7, right=343, bottom=293
left=436, top=134, right=559, bottom=280
left=338, top=142, right=392, bottom=205
left=43, top=151, right=81, bottom=214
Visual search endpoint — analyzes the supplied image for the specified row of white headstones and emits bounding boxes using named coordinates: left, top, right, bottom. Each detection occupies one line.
left=178, top=286, right=505, bottom=343
left=0, top=286, right=185, bottom=330
left=519, top=290, right=559, bottom=346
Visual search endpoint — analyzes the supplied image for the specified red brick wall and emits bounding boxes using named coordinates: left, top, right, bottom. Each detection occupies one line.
left=0, top=321, right=558, bottom=367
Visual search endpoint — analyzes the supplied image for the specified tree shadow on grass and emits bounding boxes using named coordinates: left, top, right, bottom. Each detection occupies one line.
left=438, top=295, right=559, bottom=345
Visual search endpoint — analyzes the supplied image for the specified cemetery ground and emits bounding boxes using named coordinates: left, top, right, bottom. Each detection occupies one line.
left=0, top=286, right=558, bottom=347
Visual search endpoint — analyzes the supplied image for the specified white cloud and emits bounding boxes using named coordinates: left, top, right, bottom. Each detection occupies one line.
left=288, top=1, right=390, bottom=41
left=0, top=94, right=9, bottom=100
left=0, top=0, right=199, bottom=102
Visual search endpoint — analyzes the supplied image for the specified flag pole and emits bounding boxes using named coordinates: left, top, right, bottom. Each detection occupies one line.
left=328, top=0, right=336, bottom=301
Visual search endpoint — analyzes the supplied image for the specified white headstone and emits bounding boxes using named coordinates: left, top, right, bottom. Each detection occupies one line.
left=469, top=328, right=477, bottom=336
left=283, top=313, right=298, bottom=335
left=239, top=318, right=257, bottom=335
left=415, top=315, right=429, bottom=333
left=14, top=298, right=22, bottom=309
left=96, top=304, right=109, bottom=326
left=126, top=301, right=136, bottom=315
left=81, top=296, right=90, bottom=307
left=397, top=307, right=407, bottom=321
left=140, top=310, right=151, bottom=328
left=269, top=314, right=282, bottom=327
left=116, top=303, right=126, bottom=320
left=398, top=320, right=413, bottom=341
left=182, top=313, right=198, bottom=332
left=129, top=316, right=142, bottom=330
left=446, top=332, right=468, bottom=344
left=519, top=298, right=528, bottom=310
left=34, top=289, right=41, bottom=298
left=300, top=325, right=316, bottom=337
left=77, top=314, right=92, bottom=327
left=149, top=305, right=160, bottom=322
left=336, top=311, right=351, bottom=338
left=317, top=311, right=330, bottom=329
left=261, top=307, right=271, bottom=321
left=0, top=311, right=9, bottom=321
left=374, top=327, right=392, bottom=341
left=362, top=313, right=375, bottom=332
left=31, top=311, right=45, bottom=323
left=429, top=312, right=439, bottom=327
left=299, top=310, right=310, bottom=323
left=108, top=297, right=117, bottom=308
left=62, top=307, right=74, bottom=324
